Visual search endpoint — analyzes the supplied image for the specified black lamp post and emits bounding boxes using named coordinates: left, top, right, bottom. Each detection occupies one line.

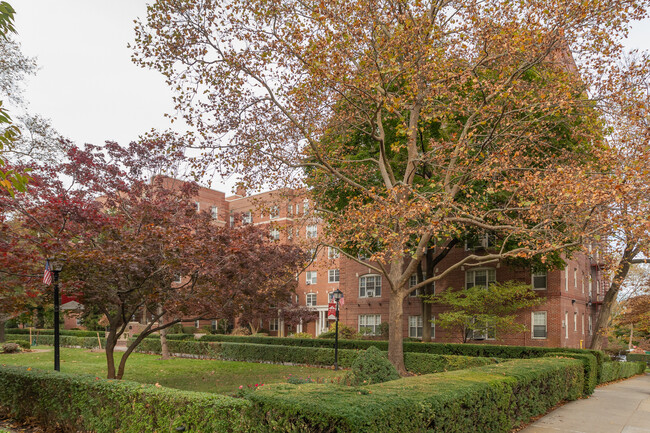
left=49, top=258, right=64, bottom=372
left=332, top=288, right=343, bottom=371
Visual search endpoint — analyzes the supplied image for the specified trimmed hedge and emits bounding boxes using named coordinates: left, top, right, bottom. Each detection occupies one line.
left=0, top=365, right=253, bottom=433
left=545, top=352, right=597, bottom=395
left=600, top=361, right=646, bottom=384
left=132, top=339, right=497, bottom=374
left=7, top=334, right=106, bottom=349
left=247, top=358, right=584, bottom=432
left=626, top=353, right=650, bottom=365
left=5, top=329, right=103, bottom=338
left=197, top=334, right=605, bottom=373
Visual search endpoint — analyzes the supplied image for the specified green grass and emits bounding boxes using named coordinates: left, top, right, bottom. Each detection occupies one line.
left=0, top=346, right=343, bottom=395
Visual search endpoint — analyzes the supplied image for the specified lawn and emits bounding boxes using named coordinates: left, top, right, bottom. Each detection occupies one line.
left=0, top=347, right=343, bottom=395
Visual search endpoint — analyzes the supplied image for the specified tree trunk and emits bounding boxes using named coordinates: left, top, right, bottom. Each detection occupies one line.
left=387, top=290, right=406, bottom=375
left=158, top=307, right=170, bottom=360
left=590, top=247, right=634, bottom=350
left=0, top=320, right=5, bottom=343
left=105, top=330, right=118, bottom=379
left=629, top=323, right=634, bottom=350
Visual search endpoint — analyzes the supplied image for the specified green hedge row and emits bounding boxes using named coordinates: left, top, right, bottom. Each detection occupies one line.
left=545, top=352, right=597, bottom=395
left=626, top=353, right=650, bottom=365
left=0, top=366, right=254, bottom=433
left=5, top=329, right=103, bottom=338
left=196, top=334, right=605, bottom=367
left=600, top=361, right=646, bottom=383
left=7, top=334, right=106, bottom=349
left=247, top=358, right=584, bottom=432
left=132, top=339, right=497, bottom=375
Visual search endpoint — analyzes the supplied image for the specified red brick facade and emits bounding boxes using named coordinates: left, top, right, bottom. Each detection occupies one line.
left=115, top=181, right=610, bottom=349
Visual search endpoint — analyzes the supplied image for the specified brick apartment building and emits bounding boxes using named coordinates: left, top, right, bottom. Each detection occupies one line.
left=177, top=181, right=608, bottom=350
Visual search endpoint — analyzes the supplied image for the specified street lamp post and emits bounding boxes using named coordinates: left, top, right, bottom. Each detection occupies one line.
left=332, top=289, right=343, bottom=371
left=49, top=258, right=64, bottom=372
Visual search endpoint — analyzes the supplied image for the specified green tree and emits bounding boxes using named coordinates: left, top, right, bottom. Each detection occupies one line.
left=434, top=281, right=545, bottom=343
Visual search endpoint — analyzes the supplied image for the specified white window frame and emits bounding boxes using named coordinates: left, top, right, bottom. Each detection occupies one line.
left=287, top=203, right=293, bottom=216
left=531, top=311, right=547, bottom=339
left=270, top=206, right=279, bottom=220
left=210, top=206, right=218, bottom=220
left=565, top=311, right=569, bottom=339
left=358, top=314, right=381, bottom=336
left=328, top=269, right=340, bottom=283
left=589, top=315, right=592, bottom=335
left=574, top=268, right=577, bottom=289
left=306, top=225, right=318, bottom=239
left=467, top=318, right=496, bottom=340
left=174, top=274, right=183, bottom=284
left=328, top=247, right=340, bottom=259
left=195, top=320, right=200, bottom=328
left=306, top=293, right=317, bottom=307
left=574, top=311, right=578, bottom=332
left=408, top=315, right=435, bottom=339
left=306, top=271, right=317, bottom=285
left=211, top=320, right=218, bottom=331
left=582, top=313, right=585, bottom=335
left=195, top=201, right=200, bottom=212
left=270, top=228, right=280, bottom=241
left=359, top=274, right=382, bottom=298
left=532, top=271, right=547, bottom=290
left=465, top=268, right=496, bottom=290
left=565, top=266, right=569, bottom=292
left=303, top=199, right=310, bottom=214
left=288, top=227, right=293, bottom=239
left=229, top=215, right=234, bottom=227
left=242, top=211, right=252, bottom=224
left=269, top=318, right=279, bottom=331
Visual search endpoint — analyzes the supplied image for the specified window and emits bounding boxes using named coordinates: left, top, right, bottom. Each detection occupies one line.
left=173, top=274, right=183, bottom=284
left=306, top=225, right=317, bottom=238
left=589, top=315, right=592, bottom=334
left=531, top=311, right=547, bottom=339
left=288, top=227, right=293, bottom=239
left=306, top=293, right=317, bottom=306
left=242, top=211, right=252, bottom=224
left=565, top=266, right=569, bottom=292
left=328, top=247, right=340, bottom=259
left=565, top=311, right=569, bottom=339
left=195, top=201, right=200, bottom=212
left=574, top=268, right=577, bottom=289
left=359, top=274, right=382, bottom=298
left=211, top=206, right=218, bottom=220
left=574, top=311, right=578, bottom=332
left=409, top=274, right=420, bottom=297
left=287, top=203, right=293, bottom=216
left=328, top=269, right=340, bottom=283
left=229, top=215, right=234, bottom=227
left=269, top=318, right=279, bottom=331
left=532, top=271, right=547, bottom=290
left=75, top=318, right=82, bottom=326
left=465, top=233, right=495, bottom=250
left=358, top=314, right=381, bottom=335
left=465, top=268, right=496, bottom=290
left=408, top=316, right=435, bottom=339
left=195, top=320, right=200, bottom=328
left=211, top=320, right=218, bottom=331
left=596, top=280, right=600, bottom=294
left=270, top=206, right=279, bottom=219
left=303, top=199, right=310, bottom=214
left=306, top=271, right=317, bottom=285
left=467, top=318, right=496, bottom=340
left=581, top=275, right=585, bottom=294
left=582, top=313, right=585, bottom=334
left=270, top=228, right=280, bottom=241
left=308, top=247, right=317, bottom=257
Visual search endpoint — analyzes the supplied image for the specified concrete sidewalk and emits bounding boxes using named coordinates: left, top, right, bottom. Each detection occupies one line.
left=521, top=373, right=650, bottom=433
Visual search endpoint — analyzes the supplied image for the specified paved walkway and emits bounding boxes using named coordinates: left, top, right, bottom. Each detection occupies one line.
left=521, top=373, right=650, bottom=433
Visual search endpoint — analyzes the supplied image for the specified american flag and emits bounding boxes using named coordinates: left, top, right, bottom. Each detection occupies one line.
left=43, top=260, right=53, bottom=286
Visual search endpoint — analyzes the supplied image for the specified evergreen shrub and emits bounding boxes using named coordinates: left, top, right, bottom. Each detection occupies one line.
left=345, top=346, right=399, bottom=386
left=600, top=361, right=646, bottom=383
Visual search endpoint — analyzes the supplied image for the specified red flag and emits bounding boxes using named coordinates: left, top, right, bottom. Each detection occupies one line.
left=43, top=260, right=53, bottom=286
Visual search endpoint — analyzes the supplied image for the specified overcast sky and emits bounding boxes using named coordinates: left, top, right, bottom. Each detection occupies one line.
left=11, top=1, right=650, bottom=188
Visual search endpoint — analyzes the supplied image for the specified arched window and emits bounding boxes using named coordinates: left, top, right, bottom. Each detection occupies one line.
left=359, top=274, right=382, bottom=298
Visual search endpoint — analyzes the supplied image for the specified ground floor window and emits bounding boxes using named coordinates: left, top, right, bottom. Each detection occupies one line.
left=269, top=318, right=279, bottom=331
left=408, top=315, right=435, bottom=339
left=466, top=319, right=496, bottom=340
left=531, top=311, right=547, bottom=339
left=358, top=314, right=381, bottom=336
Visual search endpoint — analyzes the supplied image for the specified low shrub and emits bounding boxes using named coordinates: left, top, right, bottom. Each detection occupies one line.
left=545, top=352, right=597, bottom=395
left=600, top=361, right=646, bottom=383
left=7, top=334, right=105, bottom=349
left=1, top=343, right=21, bottom=353
left=4, top=340, right=30, bottom=350
left=317, top=323, right=359, bottom=340
left=345, top=346, right=399, bottom=386
left=289, top=332, right=313, bottom=339
left=0, top=365, right=254, bottom=433
left=404, top=352, right=497, bottom=374
left=626, top=353, right=650, bottom=365
left=181, top=326, right=196, bottom=335
left=247, top=358, right=584, bottom=432
left=4, top=329, right=102, bottom=338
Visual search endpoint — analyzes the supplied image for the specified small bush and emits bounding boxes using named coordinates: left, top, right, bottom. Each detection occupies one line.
left=379, top=322, right=389, bottom=339
left=5, top=340, right=30, bottom=350
left=345, top=346, right=400, bottom=386
left=318, top=323, right=357, bottom=339
left=1, top=343, right=21, bottom=353
left=286, top=375, right=314, bottom=385
left=181, top=326, right=196, bottom=335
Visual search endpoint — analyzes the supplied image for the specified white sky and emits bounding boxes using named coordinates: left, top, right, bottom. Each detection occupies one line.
left=10, top=1, right=650, bottom=188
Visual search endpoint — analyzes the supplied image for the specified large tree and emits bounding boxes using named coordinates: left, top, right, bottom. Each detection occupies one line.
left=2, top=139, right=306, bottom=378
left=133, top=0, right=647, bottom=373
